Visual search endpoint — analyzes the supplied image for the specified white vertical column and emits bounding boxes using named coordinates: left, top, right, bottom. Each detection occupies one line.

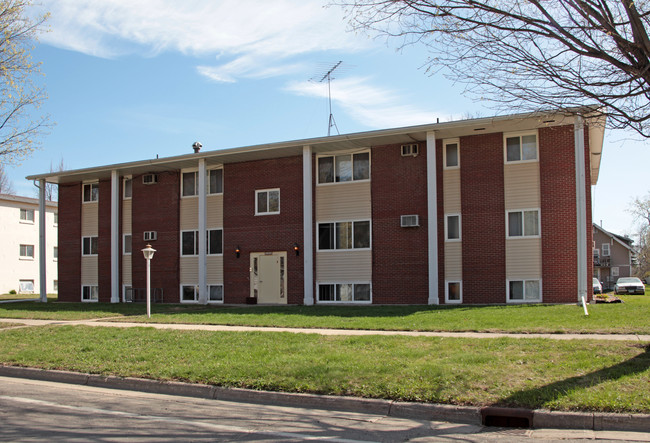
left=111, top=171, right=120, bottom=303
left=38, top=179, right=47, bottom=303
left=574, top=115, right=588, bottom=302
left=198, top=158, right=207, bottom=304
left=426, top=131, right=439, bottom=304
left=303, top=145, right=314, bottom=305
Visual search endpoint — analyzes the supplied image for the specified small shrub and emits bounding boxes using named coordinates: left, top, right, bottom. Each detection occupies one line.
left=8, top=290, right=16, bottom=295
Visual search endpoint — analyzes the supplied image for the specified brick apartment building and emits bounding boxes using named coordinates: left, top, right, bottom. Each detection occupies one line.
left=27, top=109, right=605, bottom=305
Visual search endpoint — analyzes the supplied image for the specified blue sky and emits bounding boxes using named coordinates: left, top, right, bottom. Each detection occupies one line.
left=5, top=0, right=649, bottom=239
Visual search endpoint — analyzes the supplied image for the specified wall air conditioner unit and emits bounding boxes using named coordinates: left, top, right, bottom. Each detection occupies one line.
left=401, top=144, right=419, bottom=157
left=142, top=174, right=158, bottom=185
left=143, top=231, right=157, bottom=241
left=400, top=215, right=419, bottom=227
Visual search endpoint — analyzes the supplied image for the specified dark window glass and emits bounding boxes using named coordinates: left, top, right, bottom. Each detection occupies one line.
left=353, top=152, right=370, bottom=180
left=318, top=157, right=334, bottom=183
left=318, top=223, right=334, bottom=250
left=353, top=221, right=370, bottom=248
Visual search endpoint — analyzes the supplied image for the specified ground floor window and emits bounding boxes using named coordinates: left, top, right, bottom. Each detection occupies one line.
left=53, top=280, right=58, bottom=292
left=445, top=281, right=462, bottom=303
left=19, top=280, right=34, bottom=294
left=181, top=285, right=198, bottom=302
left=507, top=279, right=541, bottom=302
left=82, top=285, right=98, bottom=302
left=209, top=285, right=224, bottom=303
left=318, top=283, right=371, bottom=303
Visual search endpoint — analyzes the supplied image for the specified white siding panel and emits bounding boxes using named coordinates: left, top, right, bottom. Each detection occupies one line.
left=506, top=238, right=542, bottom=278
left=122, top=200, right=132, bottom=232
left=504, top=163, right=540, bottom=209
left=122, top=255, right=132, bottom=286
left=81, top=256, right=98, bottom=285
left=443, top=170, right=461, bottom=213
left=316, top=250, right=372, bottom=281
left=316, top=182, right=371, bottom=221
left=81, top=202, right=98, bottom=236
left=207, top=195, right=223, bottom=227
left=207, top=256, right=223, bottom=282
left=180, top=256, right=199, bottom=282
left=180, top=198, right=199, bottom=230
left=444, top=242, right=462, bottom=280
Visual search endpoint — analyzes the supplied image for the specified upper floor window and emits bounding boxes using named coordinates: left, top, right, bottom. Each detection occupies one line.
left=209, top=168, right=223, bottom=194
left=19, top=244, right=34, bottom=259
left=20, top=208, right=34, bottom=223
left=53, top=246, right=58, bottom=260
left=444, top=140, right=459, bottom=169
left=318, top=220, right=371, bottom=250
left=505, top=133, right=537, bottom=163
left=445, top=214, right=461, bottom=241
left=123, top=234, right=132, bottom=255
left=256, top=189, right=280, bottom=215
left=83, top=183, right=99, bottom=202
left=123, top=177, right=132, bottom=199
left=181, top=229, right=223, bottom=256
left=318, top=152, right=370, bottom=184
left=82, top=236, right=98, bottom=256
left=54, top=213, right=58, bottom=225
left=182, top=171, right=198, bottom=197
left=602, top=243, right=611, bottom=256
left=507, top=209, right=540, bottom=238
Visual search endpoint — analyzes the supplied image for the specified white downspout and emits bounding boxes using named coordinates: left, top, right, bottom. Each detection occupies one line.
left=303, top=145, right=314, bottom=305
left=426, top=131, right=439, bottom=304
left=198, top=159, right=207, bottom=304
left=575, top=115, right=588, bottom=303
left=110, top=170, right=120, bottom=303
left=38, top=179, right=47, bottom=303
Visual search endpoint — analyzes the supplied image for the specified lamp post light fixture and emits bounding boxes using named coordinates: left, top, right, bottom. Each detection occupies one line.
left=141, top=244, right=156, bottom=318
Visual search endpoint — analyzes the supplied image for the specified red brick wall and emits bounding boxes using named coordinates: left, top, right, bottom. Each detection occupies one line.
left=371, top=142, right=429, bottom=304
left=98, top=179, right=112, bottom=302
left=223, top=156, right=304, bottom=304
left=460, top=133, right=506, bottom=303
left=58, top=183, right=82, bottom=302
left=131, top=171, right=180, bottom=302
left=540, top=125, right=578, bottom=303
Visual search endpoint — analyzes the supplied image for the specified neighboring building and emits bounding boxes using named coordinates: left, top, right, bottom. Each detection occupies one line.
left=0, top=194, right=58, bottom=295
left=593, top=223, right=635, bottom=290
left=27, top=109, right=604, bottom=305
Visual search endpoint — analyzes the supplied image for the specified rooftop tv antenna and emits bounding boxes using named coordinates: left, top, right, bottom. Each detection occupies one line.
left=312, top=61, right=344, bottom=136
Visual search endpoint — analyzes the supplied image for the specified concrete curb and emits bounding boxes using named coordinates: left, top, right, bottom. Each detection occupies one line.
left=1, top=365, right=648, bottom=432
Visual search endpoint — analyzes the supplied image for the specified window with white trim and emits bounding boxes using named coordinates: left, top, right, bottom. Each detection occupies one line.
left=181, top=229, right=223, bottom=256
left=602, top=243, right=611, bottom=256
left=83, top=183, right=99, bottom=202
left=123, top=234, right=132, bottom=255
left=508, top=279, right=541, bottom=302
left=181, top=285, right=199, bottom=302
left=507, top=209, right=540, bottom=238
left=208, top=284, right=224, bottom=303
left=208, top=229, right=223, bottom=255
left=54, top=213, right=58, bottom=225
left=19, top=244, right=34, bottom=259
left=123, top=177, right=132, bottom=199
left=53, top=280, right=58, bottom=292
left=20, top=208, right=34, bottom=222
left=318, top=220, right=371, bottom=250
left=256, top=189, right=280, bottom=215
left=53, top=246, right=58, bottom=261
left=446, top=281, right=462, bottom=303
left=444, top=140, right=459, bottom=169
left=182, top=171, right=198, bottom=197
left=82, top=285, right=99, bottom=302
left=318, top=283, right=371, bottom=302
left=318, top=152, right=370, bottom=184
left=19, top=280, right=34, bottom=293
left=82, top=236, right=98, bottom=256
left=445, top=214, right=461, bottom=241
left=505, top=133, right=537, bottom=162
left=208, top=168, right=223, bottom=194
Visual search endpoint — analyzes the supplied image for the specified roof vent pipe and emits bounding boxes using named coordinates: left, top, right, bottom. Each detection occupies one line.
left=192, top=142, right=202, bottom=153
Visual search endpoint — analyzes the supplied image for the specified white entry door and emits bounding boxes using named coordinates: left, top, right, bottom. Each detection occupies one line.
left=250, top=252, right=287, bottom=304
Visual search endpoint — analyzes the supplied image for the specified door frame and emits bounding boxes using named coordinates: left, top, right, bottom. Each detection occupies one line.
left=250, top=251, right=288, bottom=304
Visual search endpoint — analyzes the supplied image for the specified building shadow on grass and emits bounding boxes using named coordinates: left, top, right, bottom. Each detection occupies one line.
left=496, top=343, right=650, bottom=410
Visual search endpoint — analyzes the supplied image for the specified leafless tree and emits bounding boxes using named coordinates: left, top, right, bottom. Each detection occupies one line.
left=0, top=0, right=50, bottom=164
left=42, top=158, right=64, bottom=201
left=336, top=0, right=650, bottom=136
left=630, top=194, right=650, bottom=279
left=0, top=163, right=15, bottom=194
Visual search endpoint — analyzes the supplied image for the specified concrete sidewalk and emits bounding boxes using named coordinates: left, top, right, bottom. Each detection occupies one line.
left=1, top=317, right=650, bottom=341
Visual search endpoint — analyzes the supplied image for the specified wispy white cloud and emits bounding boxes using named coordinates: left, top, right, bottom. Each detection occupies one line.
left=286, top=77, right=452, bottom=129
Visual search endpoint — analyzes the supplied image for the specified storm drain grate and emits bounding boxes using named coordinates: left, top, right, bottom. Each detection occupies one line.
left=481, top=407, right=533, bottom=428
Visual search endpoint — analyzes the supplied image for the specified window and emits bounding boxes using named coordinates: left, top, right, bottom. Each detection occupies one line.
left=19, top=280, right=34, bottom=293
left=446, top=281, right=462, bottom=303
left=209, top=285, right=224, bottom=303
left=20, top=208, right=34, bottom=222
left=209, top=168, right=223, bottom=194
left=53, top=246, right=58, bottom=260
left=123, top=234, right=132, bottom=255
left=318, top=283, right=371, bottom=302
left=82, top=236, right=98, bottom=256
left=505, top=133, right=537, bottom=162
left=602, top=243, right=611, bottom=256
left=507, top=210, right=540, bottom=238
left=318, top=152, right=370, bottom=184
left=181, top=229, right=223, bottom=256
left=208, top=229, right=223, bottom=255
left=318, top=220, right=371, bottom=250
left=444, top=140, right=459, bottom=168
left=256, top=189, right=280, bottom=215
left=54, top=213, right=58, bottom=225
left=53, top=280, right=58, bottom=292
left=82, top=285, right=98, bottom=302
left=508, top=279, right=541, bottom=302
left=611, top=267, right=619, bottom=277
left=182, top=171, right=198, bottom=197
left=445, top=214, right=461, bottom=241
left=19, top=244, right=34, bottom=259
left=83, top=183, right=99, bottom=202
left=181, top=285, right=199, bottom=302
left=123, top=177, right=132, bottom=199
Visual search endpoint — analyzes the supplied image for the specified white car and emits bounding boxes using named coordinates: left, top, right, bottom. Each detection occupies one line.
left=593, top=278, right=602, bottom=294
left=614, top=277, right=645, bottom=295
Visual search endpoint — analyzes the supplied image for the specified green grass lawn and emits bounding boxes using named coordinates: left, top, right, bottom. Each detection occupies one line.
left=0, top=325, right=648, bottom=413
left=1, top=296, right=649, bottom=334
